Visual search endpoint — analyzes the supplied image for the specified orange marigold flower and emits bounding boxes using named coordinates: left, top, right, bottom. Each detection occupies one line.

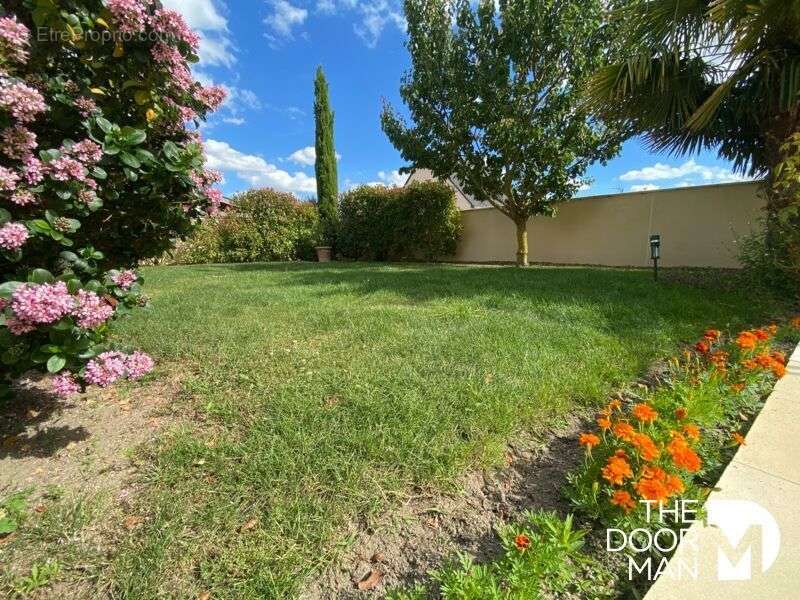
left=741, top=359, right=758, bottom=370
left=767, top=324, right=778, bottom=335
left=772, top=362, right=787, bottom=378
left=771, top=351, right=786, bottom=365
left=667, top=438, right=702, bottom=472
left=755, top=353, right=774, bottom=369
left=709, top=350, right=729, bottom=366
left=608, top=399, right=622, bottom=412
left=682, top=423, right=700, bottom=441
left=753, top=328, right=770, bottom=341
left=632, top=403, right=658, bottom=423
left=674, top=407, right=688, bottom=421
left=703, top=329, right=721, bottom=341
left=579, top=432, right=601, bottom=450
left=665, top=474, right=685, bottom=495
left=736, top=331, right=758, bottom=350
left=614, top=449, right=628, bottom=459
left=613, top=422, right=635, bottom=442
left=695, top=340, right=710, bottom=353
left=732, top=382, right=745, bottom=392
left=791, top=316, right=800, bottom=329
left=636, top=474, right=670, bottom=503
left=597, top=417, right=612, bottom=430
left=610, top=489, right=636, bottom=513
left=732, top=432, right=746, bottom=446
left=514, top=533, right=531, bottom=551
left=631, top=432, right=660, bottom=461
left=602, top=455, right=633, bottom=486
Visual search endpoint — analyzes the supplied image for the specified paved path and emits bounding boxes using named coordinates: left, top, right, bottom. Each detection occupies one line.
left=645, top=343, right=800, bottom=599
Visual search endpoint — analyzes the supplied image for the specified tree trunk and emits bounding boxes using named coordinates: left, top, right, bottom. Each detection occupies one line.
left=515, top=218, right=529, bottom=267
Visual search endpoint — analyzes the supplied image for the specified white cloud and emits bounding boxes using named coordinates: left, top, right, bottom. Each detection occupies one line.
left=316, top=0, right=337, bottom=13
left=289, top=146, right=316, bottom=166
left=377, top=169, right=406, bottom=186
left=620, top=160, right=750, bottom=184
left=354, top=0, right=406, bottom=48
left=630, top=184, right=660, bottom=192
left=162, top=0, right=227, bottom=30
left=264, top=0, right=308, bottom=43
left=161, top=0, right=236, bottom=67
left=222, top=117, right=245, bottom=125
left=198, top=33, right=236, bottom=67
left=205, top=139, right=317, bottom=194
left=287, top=146, right=341, bottom=165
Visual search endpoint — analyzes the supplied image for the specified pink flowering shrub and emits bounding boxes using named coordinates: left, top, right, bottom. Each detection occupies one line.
left=0, top=1, right=224, bottom=398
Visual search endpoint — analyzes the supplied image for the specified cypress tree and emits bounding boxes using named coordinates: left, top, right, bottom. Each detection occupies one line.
left=314, top=66, right=339, bottom=245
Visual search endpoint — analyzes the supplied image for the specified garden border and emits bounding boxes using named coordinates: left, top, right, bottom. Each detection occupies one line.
left=645, top=343, right=800, bottom=599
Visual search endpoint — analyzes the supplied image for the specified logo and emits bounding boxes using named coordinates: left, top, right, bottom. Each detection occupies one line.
left=606, top=499, right=781, bottom=582
left=706, top=499, right=780, bottom=581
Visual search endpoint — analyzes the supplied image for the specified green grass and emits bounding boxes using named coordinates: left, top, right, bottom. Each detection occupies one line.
left=104, top=263, right=785, bottom=598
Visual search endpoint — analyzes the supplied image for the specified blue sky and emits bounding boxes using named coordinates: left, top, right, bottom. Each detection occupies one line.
left=165, top=0, right=752, bottom=199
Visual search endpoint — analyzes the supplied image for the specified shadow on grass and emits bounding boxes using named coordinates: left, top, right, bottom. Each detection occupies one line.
left=212, top=261, right=788, bottom=339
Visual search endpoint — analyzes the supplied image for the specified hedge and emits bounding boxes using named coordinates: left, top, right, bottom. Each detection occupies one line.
left=169, top=188, right=319, bottom=264
left=338, top=180, right=461, bottom=261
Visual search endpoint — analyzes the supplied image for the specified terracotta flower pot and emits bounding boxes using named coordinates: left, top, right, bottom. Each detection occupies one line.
left=315, top=246, right=332, bottom=262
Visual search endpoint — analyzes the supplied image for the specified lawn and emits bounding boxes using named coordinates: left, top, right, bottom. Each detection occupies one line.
left=106, top=263, right=784, bottom=598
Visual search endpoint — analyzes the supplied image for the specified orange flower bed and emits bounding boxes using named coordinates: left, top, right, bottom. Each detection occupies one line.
left=571, top=319, right=791, bottom=522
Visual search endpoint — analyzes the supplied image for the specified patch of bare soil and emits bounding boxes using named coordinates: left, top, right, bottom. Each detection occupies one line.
left=0, top=371, right=182, bottom=500
left=301, top=414, right=590, bottom=599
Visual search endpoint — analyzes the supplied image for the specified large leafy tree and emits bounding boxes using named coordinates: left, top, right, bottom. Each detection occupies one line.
left=586, top=0, right=800, bottom=282
left=314, top=66, right=338, bottom=245
left=381, top=0, right=622, bottom=266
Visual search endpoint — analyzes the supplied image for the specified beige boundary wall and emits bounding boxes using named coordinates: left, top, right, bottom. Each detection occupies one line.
left=447, top=182, right=765, bottom=268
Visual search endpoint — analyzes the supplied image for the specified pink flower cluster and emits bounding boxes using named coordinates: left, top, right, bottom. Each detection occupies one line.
left=51, top=372, right=80, bottom=398
left=196, top=85, right=227, bottom=111
left=10, top=190, right=36, bottom=206
left=0, top=222, right=29, bottom=250
left=107, top=0, right=151, bottom=34
left=84, top=350, right=154, bottom=387
left=0, top=79, right=47, bottom=123
left=112, top=270, right=138, bottom=289
left=48, top=156, right=88, bottom=182
left=151, top=9, right=200, bottom=49
left=151, top=41, right=182, bottom=65
left=0, top=165, right=20, bottom=191
left=205, top=187, right=223, bottom=214
left=74, top=96, right=98, bottom=118
left=126, top=351, right=155, bottom=379
left=10, top=281, right=74, bottom=325
left=1, top=125, right=37, bottom=159
left=190, top=169, right=222, bottom=189
left=68, top=139, right=103, bottom=164
left=73, top=290, right=114, bottom=329
left=21, top=155, right=43, bottom=185
left=0, top=16, right=30, bottom=63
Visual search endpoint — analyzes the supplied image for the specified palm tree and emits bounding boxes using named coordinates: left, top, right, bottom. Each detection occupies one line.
left=587, top=0, right=799, bottom=195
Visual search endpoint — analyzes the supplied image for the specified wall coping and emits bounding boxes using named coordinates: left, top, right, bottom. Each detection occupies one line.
left=458, top=180, right=764, bottom=212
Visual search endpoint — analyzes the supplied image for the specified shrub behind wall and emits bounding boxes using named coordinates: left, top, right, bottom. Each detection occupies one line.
left=169, top=188, right=319, bottom=264
left=338, top=181, right=461, bottom=261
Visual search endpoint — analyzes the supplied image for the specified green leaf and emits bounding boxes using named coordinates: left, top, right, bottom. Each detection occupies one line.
left=96, top=117, right=114, bottom=134
left=47, top=354, right=67, bottom=373
left=120, top=127, right=146, bottom=146
left=30, top=269, right=55, bottom=284
left=0, top=208, right=10, bottom=225
left=91, top=166, right=107, bottom=180
left=0, top=281, right=22, bottom=299
left=119, top=152, right=141, bottom=169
